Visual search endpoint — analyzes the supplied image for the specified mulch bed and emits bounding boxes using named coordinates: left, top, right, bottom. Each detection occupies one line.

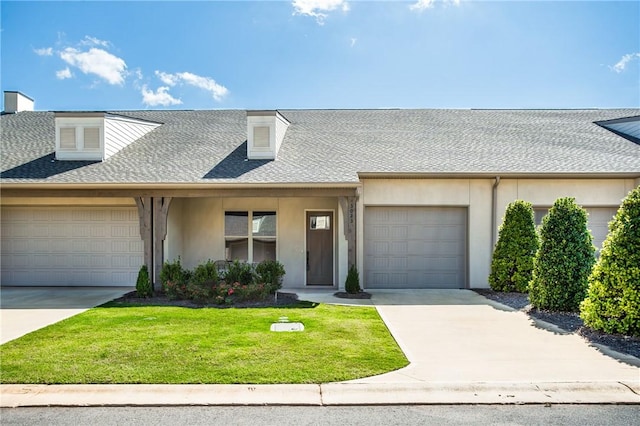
left=333, top=291, right=372, bottom=299
left=110, top=291, right=301, bottom=309
left=473, top=289, right=640, bottom=359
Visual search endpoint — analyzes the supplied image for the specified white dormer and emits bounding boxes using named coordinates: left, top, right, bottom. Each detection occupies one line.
left=246, top=110, right=290, bottom=160
left=55, top=112, right=161, bottom=161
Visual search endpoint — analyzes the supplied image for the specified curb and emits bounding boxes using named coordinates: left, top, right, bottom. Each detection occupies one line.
left=2, top=382, right=638, bottom=407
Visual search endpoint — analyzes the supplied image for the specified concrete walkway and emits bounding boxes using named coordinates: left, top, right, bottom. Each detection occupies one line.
left=1, top=288, right=639, bottom=406
left=0, top=286, right=133, bottom=344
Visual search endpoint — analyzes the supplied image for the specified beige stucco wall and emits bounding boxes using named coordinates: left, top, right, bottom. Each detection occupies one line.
left=165, top=196, right=340, bottom=289
left=360, top=178, right=638, bottom=289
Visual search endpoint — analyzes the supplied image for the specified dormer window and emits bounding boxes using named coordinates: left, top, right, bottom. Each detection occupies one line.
left=54, top=112, right=161, bottom=161
left=253, top=126, right=270, bottom=148
left=246, top=111, right=290, bottom=160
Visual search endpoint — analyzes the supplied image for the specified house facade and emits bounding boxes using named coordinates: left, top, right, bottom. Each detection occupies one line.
left=2, top=91, right=639, bottom=291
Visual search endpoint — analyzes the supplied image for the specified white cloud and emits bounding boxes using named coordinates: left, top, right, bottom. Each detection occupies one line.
left=141, top=85, right=183, bottom=107
left=155, top=70, right=179, bottom=86
left=410, top=0, right=460, bottom=12
left=611, top=52, right=640, bottom=73
left=60, top=47, right=127, bottom=85
left=34, top=47, right=53, bottom=56
left=80, top=36, right=110, bottom=47
left=292, top=0, right=349, bottom=25
left=56, top=67, right=73, bottom=80
left=350, top=38, right=357, bottom=47
left=154, top=71, right=229, bottom=102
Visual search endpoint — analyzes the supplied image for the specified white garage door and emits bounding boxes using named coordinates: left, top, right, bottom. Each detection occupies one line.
left=1, top=207, right=143, bottom=286
left=364, top=207, right=467, bottom=289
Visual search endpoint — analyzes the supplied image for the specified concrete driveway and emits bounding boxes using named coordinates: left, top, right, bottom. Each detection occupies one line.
left=0, top=286, right=133, bottom=344
left=296, top=289, right=640, bottom=386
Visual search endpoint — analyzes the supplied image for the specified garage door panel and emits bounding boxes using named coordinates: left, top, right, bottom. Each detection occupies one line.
left=365, top=206, right=467, bottom=289
left=1, top=207, right=142, bottom=287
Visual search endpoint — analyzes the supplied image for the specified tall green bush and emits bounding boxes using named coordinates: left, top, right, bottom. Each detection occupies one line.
left=581, top=186, right=640, bottom=336
left=135, top=264, right=153, bottom=298
left=345, top=265, right=361, bottom=294
left=529, top=197, right=595, bottom=312
left=489, top=200, right=539, bottom=292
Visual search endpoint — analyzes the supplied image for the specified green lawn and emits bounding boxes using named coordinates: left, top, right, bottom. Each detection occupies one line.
left=0, top=301, right=408, bottom=384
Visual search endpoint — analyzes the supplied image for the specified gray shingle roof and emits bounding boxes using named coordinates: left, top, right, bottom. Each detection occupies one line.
left=1, top=109, right=639, bottom=185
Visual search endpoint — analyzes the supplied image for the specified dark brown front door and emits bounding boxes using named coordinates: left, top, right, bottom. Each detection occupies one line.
left=306, top=211, right=334, bottom=286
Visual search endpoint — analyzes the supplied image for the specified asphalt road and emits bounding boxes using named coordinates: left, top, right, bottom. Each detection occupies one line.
left=2, top=405, right=639, bottom=426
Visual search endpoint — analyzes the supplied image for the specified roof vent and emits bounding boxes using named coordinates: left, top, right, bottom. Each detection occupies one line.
left=246, top=110, right=290, bottom=160
left=3, top=91, right=34, bottom=114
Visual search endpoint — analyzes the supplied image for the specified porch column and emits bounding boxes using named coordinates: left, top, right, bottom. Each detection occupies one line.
left=339, top=196, right=357, bottom=268
left=135, top=196, right=153, bottom=281
left=153, top=197, right=172, bottom=291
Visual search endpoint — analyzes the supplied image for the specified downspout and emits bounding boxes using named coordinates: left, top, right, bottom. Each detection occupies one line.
left=491, top=176, right=501, bottom=250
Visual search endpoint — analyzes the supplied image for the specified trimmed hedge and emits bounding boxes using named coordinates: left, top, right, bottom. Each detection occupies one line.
left=581, top=186, right=640, bottom=336
left=529, top=197, right=595, bottom=312
left=489, top=200, right=539, bottom=292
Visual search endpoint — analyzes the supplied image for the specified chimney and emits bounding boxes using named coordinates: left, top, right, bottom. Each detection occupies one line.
left=246, top=110, right=290, bottom=160
left=4, top=91, right=34, bottom=114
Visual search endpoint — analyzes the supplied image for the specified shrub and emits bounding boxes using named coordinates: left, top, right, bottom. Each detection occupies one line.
left=529, top=197, right=595, bottom=312
left=160, top=258, right=191, bottom=300
left=223, top=260, right=254, bottom=286
left=255, top=260, right=286, bottom=294
left=581, top=186, right=640, bottom=336
left=345, top=265, right=361, bottom=294
left=489, top=200, right=539, bottom=292
left=135, top=264, right=153, bottom=298
left=186, top=260, right=219, bottom=302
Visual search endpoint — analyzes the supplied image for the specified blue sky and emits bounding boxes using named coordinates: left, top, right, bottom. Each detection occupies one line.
left=1, top=0, right=638, bottom=111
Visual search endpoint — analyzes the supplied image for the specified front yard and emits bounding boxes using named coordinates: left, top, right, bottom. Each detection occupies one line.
left=0, top=301, right=408, bottom=384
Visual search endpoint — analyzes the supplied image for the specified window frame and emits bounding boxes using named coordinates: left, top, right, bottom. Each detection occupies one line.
left=224, top=210, right=277, bottom=263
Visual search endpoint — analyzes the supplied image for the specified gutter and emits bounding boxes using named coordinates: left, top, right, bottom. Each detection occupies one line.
left=491, top=176, right=501, bottom=250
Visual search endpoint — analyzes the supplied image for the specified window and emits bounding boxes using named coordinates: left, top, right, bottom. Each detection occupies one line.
left=58, top=126, right=101, bottom=151
left=60, top=128, right=76, bottom=150
left=225, top=211, right=276, bottom=263
left=84, top=127, right=100, bottom=150
left=310, top=215, right=331, bottom=230
left=253, top=126, right=270, bottom=148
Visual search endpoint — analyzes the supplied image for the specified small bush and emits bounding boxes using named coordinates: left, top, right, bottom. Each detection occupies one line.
left=581, top=186, right=640, bottom=336
left=160, top=258, right=191, bottom=300
left=135, top=265, right=153, bottom=298
left=529, top=197, right=595, bottom=312
left=186, top=260, right=220, bottom=302
left=345, top=265, right=361, bottom=294
left=489, top=200, right=539, bottom=292
left=223, top=260, right=254, bottom=286
left=255, top=260, right=286, bottom=294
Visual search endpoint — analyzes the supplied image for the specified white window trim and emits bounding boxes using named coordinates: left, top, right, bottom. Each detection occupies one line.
left=55, top=117, right=104, bottom=160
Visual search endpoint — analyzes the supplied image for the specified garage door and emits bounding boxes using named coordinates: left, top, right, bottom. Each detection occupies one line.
left=364, top=207, right=467, bottom=289
left=1, top=207, right=143, bottom=286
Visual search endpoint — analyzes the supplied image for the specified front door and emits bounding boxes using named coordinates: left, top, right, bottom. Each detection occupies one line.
left=306, top=211, right=334, bottom=286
